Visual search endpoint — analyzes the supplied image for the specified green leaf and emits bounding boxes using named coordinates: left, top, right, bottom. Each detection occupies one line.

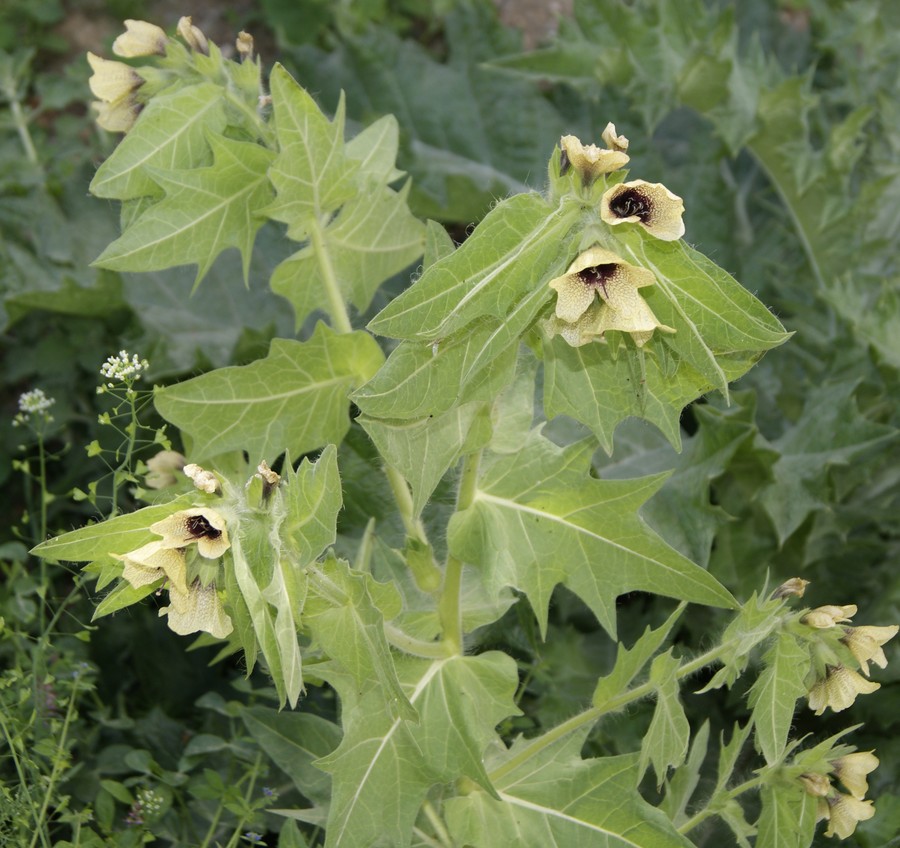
left=154, top=325, right=383, bottom=463
left=316, top=652, right=519, bottom=847
left=593, top=603, right=686, bottom=710
left=445, top=731, right=694, bottom=848
left=90, top=83, right=227, bottom=200
left=241, top=706, right=339, bottom=805
left=749, top=631, right=811, bottom=766
left=756, top=783, right=817, bottom=848
left=449, top=431, right=736, bottom=638
left=661, top=720, right=709, bottom=826
left=357, top=402, right=492, bottom=518
left=93, top=579, right=161, bottom=620
left=344, top=114, right=405, bottom=185
left=270, top=181, right=424, bottom=325
left=287, top=11, right=566, bottom=223
left=282, top=445, right=342, bottom=565
left=30, top=495, right=196, bottom=563
left=368, top=192, right=579, bottom=341
left=639, top=651, right=691, bottom=787
left=758, top=380, right=896, bottom=543
left=304, top=556, right=415, bottom=723
left=92, top=133, right=275, bottom=285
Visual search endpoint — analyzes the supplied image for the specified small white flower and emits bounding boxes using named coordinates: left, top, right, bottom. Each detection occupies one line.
left=18, top=388, right=56, bottom=415
left=100, top=350, right=150, bottom=384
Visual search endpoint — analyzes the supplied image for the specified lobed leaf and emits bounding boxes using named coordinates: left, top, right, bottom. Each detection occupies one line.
left=154, top=325, right=383, bottom=463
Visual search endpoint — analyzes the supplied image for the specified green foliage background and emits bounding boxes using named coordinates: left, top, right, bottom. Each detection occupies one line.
left=2, top=0, right=898, bottom=845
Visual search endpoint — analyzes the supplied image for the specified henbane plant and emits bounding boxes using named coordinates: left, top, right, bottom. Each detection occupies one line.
left=31, top=16, right=897, bottom=847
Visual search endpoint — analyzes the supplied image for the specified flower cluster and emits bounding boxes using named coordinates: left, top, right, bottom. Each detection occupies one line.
left=100, top=350, right=150, bottom=386
left=802, top=604, right=898, bottom=714
left=13, top=388, right=56, bottom=428
left=800, top=752, right=880, bottom=838
left=546, top=125, right=685, bottom=349
left=87, top=16, right=221, bottom=132
left=114, top=506, right=233, bottom=638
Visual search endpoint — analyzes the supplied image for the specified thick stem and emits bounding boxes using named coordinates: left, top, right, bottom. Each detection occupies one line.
left=310, top=219, right=353, bottom=334
left=488, top=636, right=737, bottom=783
left=677, top=775, right=765, bottom=835
left=438, top=450, right=482, bottom=654
left=384, top=623, right=449, bottom=658
left=384, top=464, right=429, bottom=545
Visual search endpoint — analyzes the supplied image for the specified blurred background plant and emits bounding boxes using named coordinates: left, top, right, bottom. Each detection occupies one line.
left=1, top=0, right=898, bottom=844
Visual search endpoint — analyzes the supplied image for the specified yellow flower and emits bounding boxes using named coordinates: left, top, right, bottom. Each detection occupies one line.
left=802, top=604, right=858, bottom=628
left=112, top=20, right=168, bottom=57
left=559, top=134, right=629, bottom=182
left=144, top=450, right=186, bottom=490
left=177, top=16, right=209, bottom=55
left=822, top=792, right=875, bottom=839
left=548, top=246, right=675, bottom=348
left=86, top=52, right=144, bottom=133
left=114, top=540, right=189, bottom=596
left=601, top=122, right=629, bottom=153
left=161, top=579, right=233, bottom=639
left=600, top=180, right=686, bottom=241
left=807, top=665, right=880, bottom=715
left=150, top=508, right=230, bottom=559
left=842, top=625, right=898, bottom=675
left=831, top=751, right=879, bottom=800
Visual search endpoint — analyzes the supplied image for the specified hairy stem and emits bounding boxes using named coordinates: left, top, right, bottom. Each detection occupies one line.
left=384, top=623, right=450, bottom=659
left=310, top=219, right=353, bottom=334
left=488, top=637, right=735, bottom=783
left=384, top=464, right=429, bottom=545
left=677, top=775, right=765, bottom=835
left=438, top=449, right=481, bottom=654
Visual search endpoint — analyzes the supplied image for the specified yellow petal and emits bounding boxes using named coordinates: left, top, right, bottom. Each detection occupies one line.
left=560, top=134, right=629, bottom=181
left=832, top=751, right=879, bottom=800
left=177, top=16, right=209, bottom=55
left=150, top=507, right=230, bottom=558
left=162, top=580, right=233, bottom=639
left=86, top=53, right=142, bottom=102
left=824, top=794, right=875, bottom=839
left=601, top=122, right=629, bottom=153
left=842, top=624, right=898, bottom=675
left=113, top=19, right=168, bottom=57
left=600, top=180, right=686, bottom=241
left=92, top=98, right=141, bottom=133
left=802, top=604, right=857, bottom=628
left=115, top=540, right=188, bottom=594
left=809, top=665, right=880, bottom=714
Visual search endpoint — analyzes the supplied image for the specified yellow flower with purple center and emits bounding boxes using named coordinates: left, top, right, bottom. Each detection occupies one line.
left=600, top=180, right=686, bottom=241
left=807, top=664, right=880, bottom=714
left=547, top=246, right=675, bottom=348
left=150, top=507, right=230, bottom=559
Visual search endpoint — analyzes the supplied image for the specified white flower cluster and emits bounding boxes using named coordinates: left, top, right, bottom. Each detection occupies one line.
left=136, top=787, right=163, bottom=816
left=13, top=388, right=56, bottom=427
left=100, top=350, right=149, bottom=386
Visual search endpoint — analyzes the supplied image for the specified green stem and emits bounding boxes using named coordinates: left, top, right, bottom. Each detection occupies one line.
left=10, top=95, right=40, bottom=167
left=29, top=676, right=81, bottom=848
left=438, top=450, right=482, bottom=655
left=0, top=713, right=48, bottom=848
left=384, top=464, right=430, bottom=546
left=488, top=638, right=734, bottom=783
left=384, top=623, right=450, bottom=658
left=421, top=800, right=455, bottom=848
left=37, top=432, right=48, bottom=633
left=223, top=753, right=263, bottom=848
left=677, top=775, right=765, bottom=835
left=310, top=220, right=353, bottom=334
